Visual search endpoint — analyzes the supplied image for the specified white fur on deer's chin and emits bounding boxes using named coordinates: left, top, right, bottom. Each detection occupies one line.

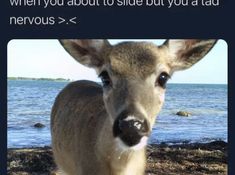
left=115, top=136, right=148, bottom=151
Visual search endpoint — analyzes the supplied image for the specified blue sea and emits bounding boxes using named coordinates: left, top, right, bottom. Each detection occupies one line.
left=7, top=80, right=228, bottom=148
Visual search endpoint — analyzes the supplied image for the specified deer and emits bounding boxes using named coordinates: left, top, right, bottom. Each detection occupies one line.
left=51, top=39, right=217, bottom=175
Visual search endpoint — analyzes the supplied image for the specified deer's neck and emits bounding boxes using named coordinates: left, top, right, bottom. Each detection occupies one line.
left=97, top=117, right=147, bottom=175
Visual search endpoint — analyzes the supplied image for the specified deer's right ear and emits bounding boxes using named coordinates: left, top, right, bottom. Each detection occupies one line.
left=60, top=39, right=111, bottom=68
left=162, top=39, right=217, bottom=71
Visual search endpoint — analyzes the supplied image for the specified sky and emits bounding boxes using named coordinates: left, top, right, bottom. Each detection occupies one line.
left=7, top=39, right=227, bottom=84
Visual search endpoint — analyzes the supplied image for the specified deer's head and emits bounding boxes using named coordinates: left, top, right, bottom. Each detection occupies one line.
left=60, top=39, right=217, bottom=150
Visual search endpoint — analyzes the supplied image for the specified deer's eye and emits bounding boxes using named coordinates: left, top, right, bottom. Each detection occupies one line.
left=99, top=71, right=112, bottom=88
left=156, top=72, right=170, bottom=88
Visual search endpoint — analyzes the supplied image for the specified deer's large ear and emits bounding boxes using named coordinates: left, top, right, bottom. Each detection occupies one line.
left=163, top=39, right=217, bottom=71
left=60, top=39, right=111, bottom=68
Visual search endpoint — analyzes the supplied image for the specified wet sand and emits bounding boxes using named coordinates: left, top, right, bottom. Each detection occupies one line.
left=8, top=141, right=227, bottom=175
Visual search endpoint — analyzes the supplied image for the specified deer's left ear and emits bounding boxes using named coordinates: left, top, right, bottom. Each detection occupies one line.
left=163, top=39, right=217, bottom=71
left=59, top=39, right=111, bottom=68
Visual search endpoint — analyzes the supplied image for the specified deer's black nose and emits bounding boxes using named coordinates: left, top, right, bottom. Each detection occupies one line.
left=113, top=116, right=150, bottom=147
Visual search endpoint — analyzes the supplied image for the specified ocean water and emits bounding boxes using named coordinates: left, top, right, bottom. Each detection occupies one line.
left=7, top=80, right=228, bottom=148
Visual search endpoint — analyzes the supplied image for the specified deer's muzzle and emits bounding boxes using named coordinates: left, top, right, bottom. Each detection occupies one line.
left=113, top=111, right=150, bottom=147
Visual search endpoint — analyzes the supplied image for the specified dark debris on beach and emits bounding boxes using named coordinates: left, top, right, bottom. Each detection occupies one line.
left=7, top=141, right=227, bottom=175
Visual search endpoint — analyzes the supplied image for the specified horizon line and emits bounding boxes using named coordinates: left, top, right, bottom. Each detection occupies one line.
left=7, top=77, right=228, bottom=85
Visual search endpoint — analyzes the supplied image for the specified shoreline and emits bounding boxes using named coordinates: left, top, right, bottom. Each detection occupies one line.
left=8, top=141, right=227, bottom=175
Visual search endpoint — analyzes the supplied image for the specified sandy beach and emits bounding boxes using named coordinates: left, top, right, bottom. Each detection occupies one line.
left=8, top=141, right=227, bottom=175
